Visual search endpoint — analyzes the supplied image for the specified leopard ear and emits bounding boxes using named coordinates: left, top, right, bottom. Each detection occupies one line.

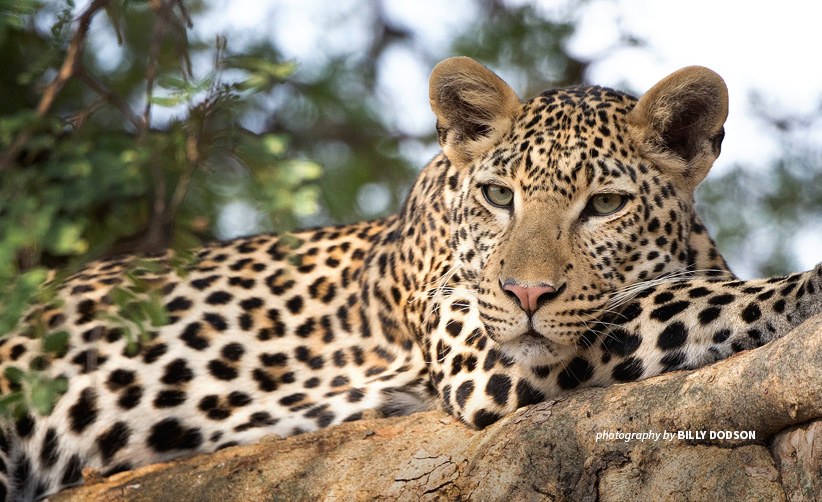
left=429, top=57, right=522, bottom=165
left=628, top=66, right=729, bottom=188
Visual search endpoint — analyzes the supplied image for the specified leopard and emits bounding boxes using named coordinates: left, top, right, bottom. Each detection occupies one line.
left=1, top=56, right=821, bottom=501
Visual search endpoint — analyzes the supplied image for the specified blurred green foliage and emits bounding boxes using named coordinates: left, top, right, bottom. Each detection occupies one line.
left=0, top=0, right=320, bottom=414
left=698, top=148, right=822, bottom=277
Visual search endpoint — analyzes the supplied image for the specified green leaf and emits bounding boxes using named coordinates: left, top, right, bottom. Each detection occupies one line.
left=42, top=331, right=69, bottom=353
left=30, top=376, right=68, bottom=415
left=110, top=286, right=137, bottom=307
left=0, top=392, right=23, bottom=418
left=150, top=95, right=184, bottom=107
left=227, top=56, right=297, bottom=80
left=145, top=298, right=168, bottom=327
left=47, top=222, right=88, bottom=255
left=157, top=75, right=193, bottom=91
left=262, top=134, right=288, bottom=155
left=4, top=366, right=24, bottom=384
left=0, top=268, right=48, bottom=336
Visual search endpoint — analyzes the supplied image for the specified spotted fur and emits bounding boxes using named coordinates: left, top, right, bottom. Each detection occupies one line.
left=1, top=57, right=820, bottom=501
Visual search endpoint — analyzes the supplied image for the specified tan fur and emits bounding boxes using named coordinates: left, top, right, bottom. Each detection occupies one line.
left=627, top=66, right=729, bottom=189
left=429, top=57, right=522, bottom=164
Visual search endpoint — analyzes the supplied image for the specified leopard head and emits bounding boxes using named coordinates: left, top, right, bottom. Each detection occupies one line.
left=429, top=57, right=728, bottom=365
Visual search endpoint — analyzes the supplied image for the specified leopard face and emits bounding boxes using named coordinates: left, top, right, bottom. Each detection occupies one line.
left=430, top=58, right=729, bottom=366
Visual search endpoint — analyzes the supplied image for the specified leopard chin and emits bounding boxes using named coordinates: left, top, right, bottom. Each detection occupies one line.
left=495, top=328, right=578, bottom=368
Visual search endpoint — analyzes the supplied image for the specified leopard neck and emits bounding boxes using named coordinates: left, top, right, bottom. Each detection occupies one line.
left=358, top=153, right=457, bottom=348
left=686, top=214, right=735, bottom=278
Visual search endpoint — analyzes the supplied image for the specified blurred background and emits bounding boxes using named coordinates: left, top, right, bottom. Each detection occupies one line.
left=2, top=0, right=822, bottom=332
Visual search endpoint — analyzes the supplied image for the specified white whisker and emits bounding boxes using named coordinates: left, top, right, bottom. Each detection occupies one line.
left=605, top=268, right=731, bottom=310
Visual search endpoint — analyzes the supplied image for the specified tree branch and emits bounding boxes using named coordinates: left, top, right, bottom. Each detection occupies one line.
left=140, top=0, right=194, bottom=253
left=52, top=314, right=822, bottom=501
left=74, top=66, right=143, bottom=130
left=0, top=0, right=111, bottom=171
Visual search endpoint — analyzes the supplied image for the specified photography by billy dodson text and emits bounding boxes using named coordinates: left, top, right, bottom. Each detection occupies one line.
left=594, top=429, right=756, bottom=443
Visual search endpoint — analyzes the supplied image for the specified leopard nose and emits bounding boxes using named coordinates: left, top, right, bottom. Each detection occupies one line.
left=501, top=279, right=558, bottom=315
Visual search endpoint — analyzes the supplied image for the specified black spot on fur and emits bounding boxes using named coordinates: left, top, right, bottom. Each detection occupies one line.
left=603, top=302, right=643, bottom=324
left=118, top=385, right=143, bottom=410
left=741, top=303, right=762, bottom=323
left=657, top=321, right=688, bottom=350
left=205, top=291, right=233, bottom=305
left=203, top=313, right=228, bottom=331
left=147, top=418, right=203, bottom=453
left=485, top=374, right=512, bottom=407
left=712, top=329, right=731, bottom=343
left=180, top=322, right=209, bottom=350
left=515, top=379, right=545, bottom=408
left=330, top=375, right=349, bottom=387
left=166, top=296, right=192, bottom=312
left=697, top=306, right=721, bottom=325
left=96, top=421, right=131, bottom=463
left=445, top=321, right=463, bottom=337
left=601, top=327, right=641, bottom=357
left=650, top=301, right=690, bottom=322
left=472, top=408, right=503, bottom=429
left=190, top=275, right=220, bottom=290
left=612, top=357, right=644, bottom=382
left=483, top=348, right=500, bottom=371
left=286, top=296, right=304, bottom=314
left=106, top=369, right=136, bottom=390
left=15, top=414, right=34, bottom=438
left=557, top=357, right=593, bottom=390
left=347, top=388, right=365, bottom=403
left=455, top=381, right=474, bottom=408
left=208, top=359, right=238, bottom=380
left=221, top=343, right=245, bottom=361
left=688, top=287, right=711, bottom=298
left=40, top=428, right=59, bottom=467
left=69, top=388, right=98, bottom=433
left=154, top=389, right=187, bottom=407
left=260, top=352, right=288, bottom=367
left=143, top=343, right=168, bottom=363
left=62, top=454, right=84, bottom=486
left=161, top=359, right=194, bottom=384
left=279, top=393, right=306, bottom=406
left=228, top=391, right=252, bottom=407
left=76, top=299, right=96, bottom=324
left=708, top=294, right=735, bottom=305
left=252, top=368, right=278, bottom=392
left=240, top=297, right=264, bottom=311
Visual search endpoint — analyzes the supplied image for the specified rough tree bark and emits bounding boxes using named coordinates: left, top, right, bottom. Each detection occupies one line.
left=51, top=315, right=822, bottom=502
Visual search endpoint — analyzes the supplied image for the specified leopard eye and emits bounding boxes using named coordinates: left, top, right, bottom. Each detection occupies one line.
left=589, top=193, right=626, bottom=216
left=482, top=184, right=514, bottom=208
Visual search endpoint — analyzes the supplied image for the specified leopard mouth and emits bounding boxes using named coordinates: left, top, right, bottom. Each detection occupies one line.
left=522, top=328, right=544, bottom=341
left=495, top=326, right=576, bottom=366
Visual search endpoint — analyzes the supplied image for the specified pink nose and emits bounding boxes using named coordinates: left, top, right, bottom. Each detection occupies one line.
left=502, top=281, right=557, bottom=315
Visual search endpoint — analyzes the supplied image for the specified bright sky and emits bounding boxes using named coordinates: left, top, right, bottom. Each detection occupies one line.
left=566, top=0, right=822, bottom=173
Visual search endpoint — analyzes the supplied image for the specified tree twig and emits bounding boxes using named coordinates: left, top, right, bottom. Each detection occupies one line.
left=140, top=0, right=194, bottom=253
left=74, top=66, right=143, bottom=130
left=165, top=36, right=223, bottom=229
left=0, top=0, right=112, bottom=171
